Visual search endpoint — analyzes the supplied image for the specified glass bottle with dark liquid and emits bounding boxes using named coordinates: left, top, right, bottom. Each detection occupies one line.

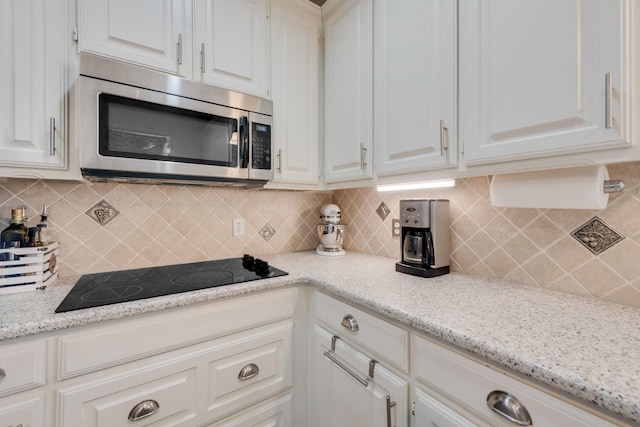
left=1, top=208, right=29, bottom=260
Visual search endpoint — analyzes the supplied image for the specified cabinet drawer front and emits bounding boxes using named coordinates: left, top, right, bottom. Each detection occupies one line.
left=206, top=321, right=293, bottom=421
left=314, top=292, right=408, bottom=372
left=58, top=289, right=295, bottom=379
left=59, top=365, right=198, bottom=427
left=0, top=395, right=45, bottom=427
left=412, top=335, right=615, bottom=426
left=208, top=393, right=293, bottom=427
left=0, top=340, right=46, bottom=397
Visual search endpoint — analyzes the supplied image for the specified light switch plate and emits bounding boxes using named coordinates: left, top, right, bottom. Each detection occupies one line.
left=392, top=218, right=401, bottom=238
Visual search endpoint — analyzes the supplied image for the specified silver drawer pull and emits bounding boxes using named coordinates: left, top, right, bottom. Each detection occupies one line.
left=128, top=399, right=160, bottom=422
left=386, top=395, right=397, bottom=427
left=341, top=314, right=359, bottom=331
left=0, top=367, right=5, bottom=380
left=486, top=390, right=532, bottom=426
left=238, top=363, right=260, bottom=381
left=323, top=349, right=370, bottom=387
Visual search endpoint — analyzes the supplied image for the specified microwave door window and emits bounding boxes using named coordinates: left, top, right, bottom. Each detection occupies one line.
left=99, top=94, right=239, bottom=167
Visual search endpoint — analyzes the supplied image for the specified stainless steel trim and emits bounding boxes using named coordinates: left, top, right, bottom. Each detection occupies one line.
left=486, top=390, right=532, bottom=426
left=605, top=72, right=612, bottom=129
left=49, top=117, right=56, bottom=156
left=386, top=396, right=397, bottom=427
left=277, top=149, right=282, bottom=173
left=177, top=33, right=183, bottom=65
left=440, top=119, right=448, bottom=155
left=604, top=179, right=625, bottom=193
left=128, top=399, right=160, bottom=422
left=200, top=43, right=205, bottom=73
left=0, top=367, right=5, bottom=380
left=79, top=53, right=273, bottom=115
left=341, top=314, right=359, bottom=331
left=238, top=363, right=260, bottom=381
left=323, top=350, right=370, bottom=387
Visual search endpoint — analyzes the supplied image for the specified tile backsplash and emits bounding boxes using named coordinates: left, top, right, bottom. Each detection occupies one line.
left=0, top=180, right=331, bottom=277
left=333, top=162, right=640, bottom=309
left=2, top=161, right=640, bottom=309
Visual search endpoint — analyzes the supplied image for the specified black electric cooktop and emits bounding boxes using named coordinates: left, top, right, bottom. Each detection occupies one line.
left=55, top=255, right=288, bottom=313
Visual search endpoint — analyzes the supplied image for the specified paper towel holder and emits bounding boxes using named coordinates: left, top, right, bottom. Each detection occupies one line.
left=603, top=180, right=625, bottom=193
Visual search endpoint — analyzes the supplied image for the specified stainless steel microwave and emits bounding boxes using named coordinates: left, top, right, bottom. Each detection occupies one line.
left=76, top=54, right=273, bottom=187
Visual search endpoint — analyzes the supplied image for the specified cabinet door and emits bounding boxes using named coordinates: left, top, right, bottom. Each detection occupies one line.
left=270, top=1, right=321, bottom=187
left=311, top=326, right=408, bottom=427
left=374, top=0, right=457, bottom=176
left=195, top=0, right=270, bottom=98
left=460, top=0, right=632, bottom=165
left=78, top=0, right=191, bottom=77
left=323, top=0, right=373, bottom=183
left=413, top=387, right=487, bottom=427
left=0, top=0, right=66, bottom=170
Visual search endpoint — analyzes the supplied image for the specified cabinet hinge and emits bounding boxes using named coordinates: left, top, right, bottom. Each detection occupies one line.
left=72, top=27, right=78, bottom=42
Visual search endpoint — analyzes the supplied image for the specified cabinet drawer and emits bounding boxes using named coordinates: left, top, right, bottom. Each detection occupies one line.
left=206, top=321, right=294, bottom=421
left=314, top=292, right=408, bottom=372
left=58, top=362, right=198, bottom=427
left=0, top=340, right=46, bottom=397
left=412, top=335, right=616, bottom=426
left=58, top=288, right=295, bottom=379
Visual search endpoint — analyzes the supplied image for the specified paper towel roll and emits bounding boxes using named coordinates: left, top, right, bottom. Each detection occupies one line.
left=489, top=165, right=610, bottom=210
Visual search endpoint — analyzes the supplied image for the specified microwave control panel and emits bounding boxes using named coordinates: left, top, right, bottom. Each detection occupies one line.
left=252, top=123, right=272, bottom=170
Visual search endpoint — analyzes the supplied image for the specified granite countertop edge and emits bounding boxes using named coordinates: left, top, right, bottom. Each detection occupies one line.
left=0, top=251, right=638, bottom=424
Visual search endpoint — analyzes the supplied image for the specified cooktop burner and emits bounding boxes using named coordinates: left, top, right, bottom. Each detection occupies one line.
left=55, top=255, right=288, bottom=313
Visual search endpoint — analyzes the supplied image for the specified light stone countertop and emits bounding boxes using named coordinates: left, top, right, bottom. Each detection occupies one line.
left=0, top=251, right=638, bottom=424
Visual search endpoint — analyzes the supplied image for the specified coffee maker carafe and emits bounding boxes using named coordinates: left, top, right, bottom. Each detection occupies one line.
left=396, top=199, right=450, bottom=277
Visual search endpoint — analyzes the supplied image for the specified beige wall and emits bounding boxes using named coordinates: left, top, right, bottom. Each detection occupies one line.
left=334, top=162, right=640, bottom=309
left=0, top=179, right=331, bottom=277
left=2, top=162, right=640, bottom=309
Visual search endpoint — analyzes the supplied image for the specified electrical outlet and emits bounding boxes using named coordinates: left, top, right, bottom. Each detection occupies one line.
left=232, top=218, right=245, bottom=237
left=392, top=218, right=401, bottom=238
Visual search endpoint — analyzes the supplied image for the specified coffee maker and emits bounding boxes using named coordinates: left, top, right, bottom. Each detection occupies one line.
left=396, top=199, right=450, bottom=277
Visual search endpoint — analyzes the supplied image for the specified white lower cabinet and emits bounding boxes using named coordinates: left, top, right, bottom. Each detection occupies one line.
left=206, top=393, right=293, bottom=427
left=0, top=394, right=46, bottom=427
left=411, top=334, right=617, bottom=426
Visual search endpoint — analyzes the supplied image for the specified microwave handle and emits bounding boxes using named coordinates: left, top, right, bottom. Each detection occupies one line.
left=239, top=116, right=249, bottom=169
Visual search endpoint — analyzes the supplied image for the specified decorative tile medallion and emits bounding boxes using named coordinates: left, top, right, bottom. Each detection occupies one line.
left=86, top=200, right=119, bottom=226
left=259, top=223, right=276, bottom=241
left=376, top=202, right=391, bottom=220
left=571, top=216, right=624, bottom=255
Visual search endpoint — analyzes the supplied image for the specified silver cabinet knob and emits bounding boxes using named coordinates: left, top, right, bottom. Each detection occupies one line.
left=486, top=390, right=532, bottom=426
left=341, top=314, right=359, bottom=331
left=128, top=399, right=160, bottom=422
left=238, top=363, right=260, bottom=381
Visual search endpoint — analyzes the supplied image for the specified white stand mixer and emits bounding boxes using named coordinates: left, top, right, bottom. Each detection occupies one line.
left=316, top=204, right=346, bottom=256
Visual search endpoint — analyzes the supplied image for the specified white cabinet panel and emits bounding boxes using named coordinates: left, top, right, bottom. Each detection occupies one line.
left=373, top=0, right=457, bottom=176
left=323, top=0, right=373, bottom=183
left=460, top=0, right=632, bottom=165
left=195, top=0, right=270, bottom=98
left=414, top=387, right=485, bottom=427
left=0, top=0, right=66, bottom=171
left=270, top=1, right=321, bottom=187
left=0, top=395, right=46, bottom=427
left=78, top=0, right=191, bottom=77
left=0, top=340, right=46, bottom=398
left=207, top=393, right=293, bottom=427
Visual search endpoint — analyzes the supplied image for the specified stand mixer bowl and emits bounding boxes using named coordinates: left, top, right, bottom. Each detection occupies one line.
left=317, top=224, right=346, bottom=250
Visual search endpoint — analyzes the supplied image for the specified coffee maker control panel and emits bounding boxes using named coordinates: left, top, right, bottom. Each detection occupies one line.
left=400, top=200, right=431, bottom=228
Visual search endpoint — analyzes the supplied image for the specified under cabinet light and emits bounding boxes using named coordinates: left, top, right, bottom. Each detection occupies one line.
left=376, top=179, right=456, bottom=192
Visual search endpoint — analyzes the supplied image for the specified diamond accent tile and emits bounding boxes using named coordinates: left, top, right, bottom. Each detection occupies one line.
left=259, top=223, right=276, bottom=241
left=571, top=216, right=624, bottom=255
left=375, top=202, right=390, bottom=220
left=86, top=200, right=119, bottom=226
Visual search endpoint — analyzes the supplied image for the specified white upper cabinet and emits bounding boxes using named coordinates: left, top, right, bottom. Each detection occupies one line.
left=460, top=0, right=633, bottom=166
left=0, top=0, right=67, bottom=172
left=194, top=0, right=270, bottom=98
left=323, top=0, right=374, bottom=184
left=269, top=0, right=321, bottom=187
left=373, top=0, right=457, bottom=176
left=78, top=0, right=192, bottom=78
